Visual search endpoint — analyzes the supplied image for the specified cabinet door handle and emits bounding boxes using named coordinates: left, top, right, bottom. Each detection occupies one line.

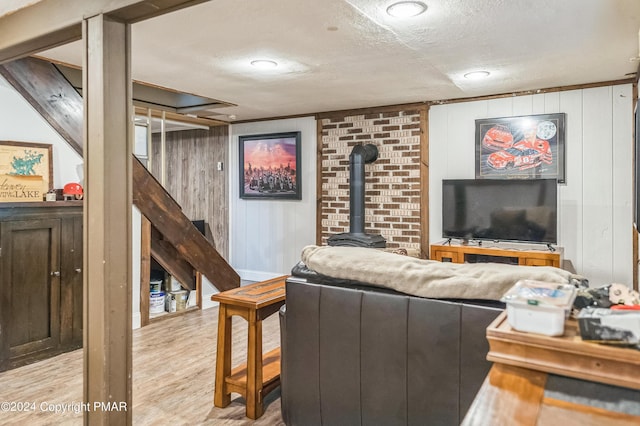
left=51, top=271, right=60, bottom=277
left=75, top=268, right=82, bottom=273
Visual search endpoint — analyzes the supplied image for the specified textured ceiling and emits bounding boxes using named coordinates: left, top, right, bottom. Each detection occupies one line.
left=0, top=0, right=42, bottom=16
left=32, top=0, right=640, bottom=121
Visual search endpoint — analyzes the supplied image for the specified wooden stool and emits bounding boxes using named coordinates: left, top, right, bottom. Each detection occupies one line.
left=211, top=275, right=287, bottom=419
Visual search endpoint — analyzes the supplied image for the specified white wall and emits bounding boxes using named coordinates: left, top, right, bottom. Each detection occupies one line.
left=0, top=75, right=83, bottom=186
left=230, top=117, right=317, bottom=280
left=132, top=206, right=141, bottom=328
left=4, top=70, right=633, bottom=298
left=0, top=75, right=148, bottom=327
left=430, top=84, right=633, bottom=287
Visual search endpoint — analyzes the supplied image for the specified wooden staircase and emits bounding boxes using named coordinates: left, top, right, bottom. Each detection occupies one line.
left=0, top=56, right=240, bottom=293
left=132, top=156, right=238, bottom=291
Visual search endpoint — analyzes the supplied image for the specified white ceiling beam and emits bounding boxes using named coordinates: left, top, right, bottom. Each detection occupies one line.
left=0, top=0, right=209, bottom=64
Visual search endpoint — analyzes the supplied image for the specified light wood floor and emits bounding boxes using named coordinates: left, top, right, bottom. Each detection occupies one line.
left=0, top=306, right=284, bottom=425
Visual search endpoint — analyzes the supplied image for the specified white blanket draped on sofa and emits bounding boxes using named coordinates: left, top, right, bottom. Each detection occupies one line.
left=301, top=245, right=578, bottom=301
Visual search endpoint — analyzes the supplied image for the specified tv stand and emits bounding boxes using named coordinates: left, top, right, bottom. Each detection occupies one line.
left=430, top=241, right=563, bottom=267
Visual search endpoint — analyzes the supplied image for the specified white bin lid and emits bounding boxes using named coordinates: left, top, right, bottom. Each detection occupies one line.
left=502, top=279, right=576, bottom=309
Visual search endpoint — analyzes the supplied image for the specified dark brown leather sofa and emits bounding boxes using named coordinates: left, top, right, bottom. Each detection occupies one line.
left=279, top=274, right=503, bottom=426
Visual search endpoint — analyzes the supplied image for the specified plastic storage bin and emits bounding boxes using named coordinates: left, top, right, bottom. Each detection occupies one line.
left=501, top=280, right=577, bottom=336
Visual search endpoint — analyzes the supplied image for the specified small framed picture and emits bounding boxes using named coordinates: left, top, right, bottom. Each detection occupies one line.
left=0, top=140, right=53, bottom=202
left=475, top=113, right=566, bottom=182
left=239, top=131, right=301, bottom=200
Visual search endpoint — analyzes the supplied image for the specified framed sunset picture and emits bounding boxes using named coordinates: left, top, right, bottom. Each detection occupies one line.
left=239, top=131, right=301, bottom=200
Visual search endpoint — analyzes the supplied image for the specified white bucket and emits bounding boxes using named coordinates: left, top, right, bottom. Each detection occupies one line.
left=150, top=291, right=165, bottom=314
left=150, top=279, right=162, bottom=293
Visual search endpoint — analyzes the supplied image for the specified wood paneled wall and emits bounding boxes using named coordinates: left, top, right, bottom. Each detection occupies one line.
left=429, top=84, right=634, bottom=288
left=229, top=117, right=317, bottom=280
left=151, top=126, right=229, bottom=259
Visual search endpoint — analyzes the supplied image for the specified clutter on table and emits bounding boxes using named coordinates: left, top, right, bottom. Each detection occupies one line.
left=501, top=279, right=640, bottom=349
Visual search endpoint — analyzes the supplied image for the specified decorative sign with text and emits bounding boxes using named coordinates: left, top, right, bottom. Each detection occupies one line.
left=0, top=141, right=52, bottom=202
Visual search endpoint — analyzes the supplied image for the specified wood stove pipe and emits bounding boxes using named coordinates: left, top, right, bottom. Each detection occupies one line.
left=349, top=143, right=378, bottom=234
left=327, top=143, right=386, bottom=248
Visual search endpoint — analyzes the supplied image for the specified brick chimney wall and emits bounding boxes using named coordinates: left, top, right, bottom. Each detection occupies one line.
left=319, top=109, right=422, bottom=250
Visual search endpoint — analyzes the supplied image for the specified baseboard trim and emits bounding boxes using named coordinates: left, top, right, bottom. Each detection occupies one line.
left=236, top=269, right=284, bottom=282
left=132, top=312, right=141, bottom=330
left=201, top=296, right=218, bottom=310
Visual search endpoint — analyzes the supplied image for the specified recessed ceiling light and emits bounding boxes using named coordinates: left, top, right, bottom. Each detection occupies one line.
left=250, top=59, right=278, bottom=69
left=386, top=1, right=428, bottom=18
left=464, top=71, right=491, bottom=80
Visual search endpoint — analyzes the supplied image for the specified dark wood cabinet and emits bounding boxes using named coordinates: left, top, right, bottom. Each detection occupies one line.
left=0, top=202, right=82, bottom=371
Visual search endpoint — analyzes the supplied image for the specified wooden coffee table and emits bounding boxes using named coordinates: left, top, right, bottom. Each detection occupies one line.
left=211, top=275, right=287, bottom=419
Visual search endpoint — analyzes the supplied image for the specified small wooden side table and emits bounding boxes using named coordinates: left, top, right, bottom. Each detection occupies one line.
left=211, top=275, right=287, bottom=419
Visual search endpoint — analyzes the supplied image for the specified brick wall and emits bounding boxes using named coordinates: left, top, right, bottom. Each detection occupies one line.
left=320, top=109, right=423, bottom=250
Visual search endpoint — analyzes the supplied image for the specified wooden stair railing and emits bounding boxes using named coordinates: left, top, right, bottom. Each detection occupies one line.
left=1, top=56, right=239, bottom=292
left=0, top=57, right=83, bottom=155
left=132, top=156, right=239, bottom=291
left=151, top=230, right=196, bottom=291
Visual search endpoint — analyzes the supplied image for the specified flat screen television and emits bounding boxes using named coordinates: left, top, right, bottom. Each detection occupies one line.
left=442, top=179, right=558, bottom=244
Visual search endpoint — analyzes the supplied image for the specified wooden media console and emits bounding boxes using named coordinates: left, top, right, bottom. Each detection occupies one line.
left=430, top=241, right=563, bottom=267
